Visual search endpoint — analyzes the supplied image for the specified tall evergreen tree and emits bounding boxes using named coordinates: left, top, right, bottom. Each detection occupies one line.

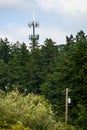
left=0, top=38, right=11, bottom=63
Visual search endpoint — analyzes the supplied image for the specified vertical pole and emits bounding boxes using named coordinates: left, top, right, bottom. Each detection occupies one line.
left=33, top=10, right=35, bottom=38
left=32, top=11, right=35, bottom=48
left=33, top=22, right=35, bottom=37
left=65, top=88, right=69, bottom=124
left=32, top=22, right=35, bottom=48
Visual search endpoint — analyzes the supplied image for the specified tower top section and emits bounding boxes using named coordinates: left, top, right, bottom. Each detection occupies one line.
left=28, top=12, right=39, bottom=49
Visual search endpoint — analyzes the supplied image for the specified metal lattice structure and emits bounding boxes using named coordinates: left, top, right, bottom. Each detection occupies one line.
left=28, top=12, right=39, bottom=49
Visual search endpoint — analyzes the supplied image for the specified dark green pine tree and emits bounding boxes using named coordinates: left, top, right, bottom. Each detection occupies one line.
left=8, top=42, right=22, bottom=91
left=0, top=38, right=11, bottom=91
left=18, top=42, right=30, bottom=92
left=0, top=38, right=11, bottom=63
left=0, top=59, right=10, bottom=91
left=57, top=31, right=87, bottom=128
left=39, top=39, right=64, bottom=114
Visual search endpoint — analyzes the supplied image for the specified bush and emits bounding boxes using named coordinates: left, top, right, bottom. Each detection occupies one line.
left=53, top=122, right=82, bottom=130
left=0, top=90, right=55, bottom=130
left=0, top=122, right=32, bottom=130
left=0, top=90, right=82, bottom=130
left=11, top=122, right=32, bottom=130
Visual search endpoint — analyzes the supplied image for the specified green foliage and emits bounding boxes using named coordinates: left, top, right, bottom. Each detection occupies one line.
left=0, top=59, right=11, bottom=91
left=0, top=38, right=11, bottom=63
left=73, top=104, right=87, bottom=130
left=53, top=122, right=82, bottom=130
left=0, top=90, right=82, bottom=130
left=0, top=31, right=87, bottom=129
left=11, top=122, right=32, bottom=130
left=0, top=122, right=32, bottom=130
left=0, top=90, right=55, bottom=130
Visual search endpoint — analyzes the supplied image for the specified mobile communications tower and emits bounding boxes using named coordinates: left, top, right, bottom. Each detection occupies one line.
left=28, top=11, right=39, bottom=49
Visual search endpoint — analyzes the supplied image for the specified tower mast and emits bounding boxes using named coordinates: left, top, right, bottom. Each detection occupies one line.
left=28, top=11, right=39, bottom=49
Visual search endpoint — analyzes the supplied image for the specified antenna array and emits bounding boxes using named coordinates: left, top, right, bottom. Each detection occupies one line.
left=28, top=11, right=39, bottom=48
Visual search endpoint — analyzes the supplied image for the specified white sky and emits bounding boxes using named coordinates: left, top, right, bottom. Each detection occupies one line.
left=0, top=0, right=87, bottom=45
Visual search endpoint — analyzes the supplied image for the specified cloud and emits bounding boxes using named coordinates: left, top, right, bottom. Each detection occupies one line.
left=0, top=0, right=36, bottom=12
left=0, top=0, right=87, bottom=45
left=0, top=22, right=66, bottom=45
left=0, top=0, right=21, bottom=8
left=37, top=26, right=66, bottom=44
left=35, top=0, right=87, bottom=16
left=35, top=0, right=87, bottom=35
left=0, top=23, right=29, bottom=44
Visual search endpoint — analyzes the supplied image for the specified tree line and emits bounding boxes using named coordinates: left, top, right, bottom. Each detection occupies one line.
left=0, top=30, right=87, bottom=129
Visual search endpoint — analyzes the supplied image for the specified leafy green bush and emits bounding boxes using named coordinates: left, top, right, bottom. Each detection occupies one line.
left=0, top=90, right=82, bottom=130
left=0, top=90, right=55, bottom=130
left=11, top=122, right=32, bottom=130
left=53, top=122, right=82, bottom=130
left=0, top=122, right=32, bottom=130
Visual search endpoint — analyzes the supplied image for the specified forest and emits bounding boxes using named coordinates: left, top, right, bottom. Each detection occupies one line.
left=0, top=30, right=87, bottom=130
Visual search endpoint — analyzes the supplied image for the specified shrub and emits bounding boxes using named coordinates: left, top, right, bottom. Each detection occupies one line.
left=0, top=90, right=82, bottom=130
left=0, top=90, right=55, bottom=130
left=53, top=122, right=83, bottom=130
